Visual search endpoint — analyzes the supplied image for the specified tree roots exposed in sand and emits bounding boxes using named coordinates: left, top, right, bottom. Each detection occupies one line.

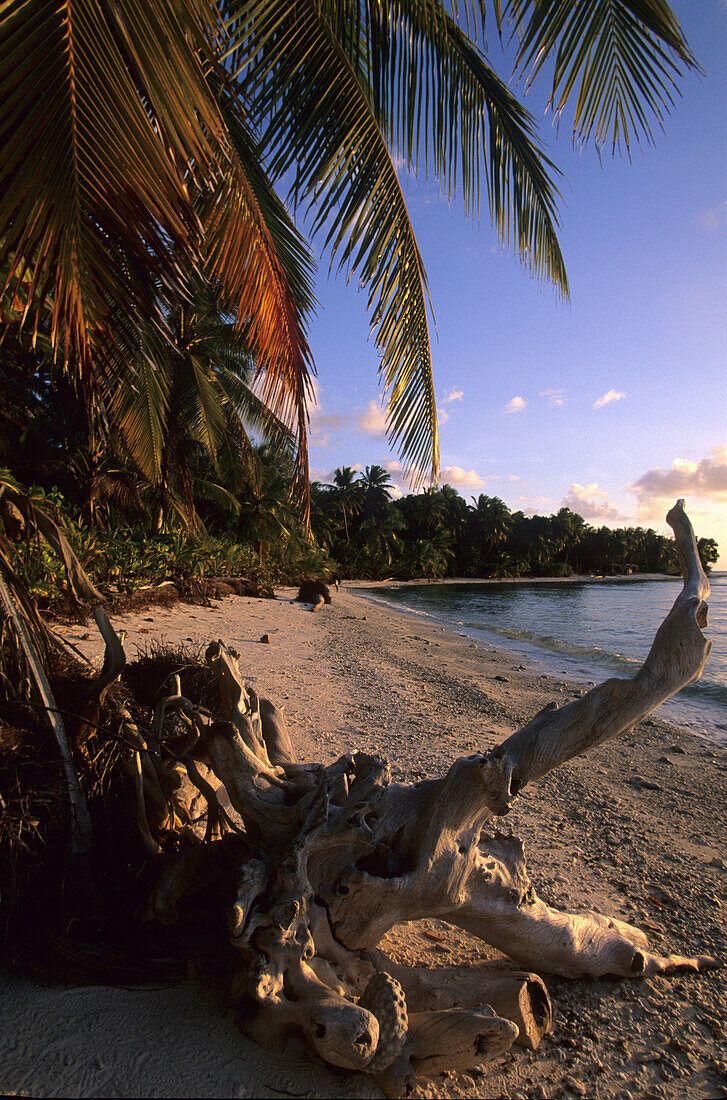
left=3, top=502, right=720, bottom=1096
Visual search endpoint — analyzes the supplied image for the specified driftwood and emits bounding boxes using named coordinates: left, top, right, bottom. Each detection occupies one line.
left=84, top=502, right=716, bottom=1096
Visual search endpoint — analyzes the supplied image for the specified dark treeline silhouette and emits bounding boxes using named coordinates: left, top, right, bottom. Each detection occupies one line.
left=312, top=466, right=719, bottom=581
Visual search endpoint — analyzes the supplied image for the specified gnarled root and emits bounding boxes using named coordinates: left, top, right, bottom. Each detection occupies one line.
left=368, top=950, right=552, bottom=1050
left=446, top=832, right=718, bottom=979
left=406, top=1006, right=519, bottom=1072
left=131, top=501, right=719, bottom=1089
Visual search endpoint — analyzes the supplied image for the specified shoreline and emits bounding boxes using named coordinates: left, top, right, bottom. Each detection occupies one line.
left=349, top=580, right=726, bottom=748
left=345, top=572, right=682, bottom=588
left=2, top=588, right=725, bottom=1099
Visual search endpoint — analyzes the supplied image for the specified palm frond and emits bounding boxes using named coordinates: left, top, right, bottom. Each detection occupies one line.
left=0, top=0, right=222, bottom=377
left=1, top=0, right=314, bottom=444
left=105, top=342, right=171, bottom=482
left=501, top=0, right=700, bottom=150
left=188, top=354, right=227, bottom=462
left=225, top=0, right=440, bottom=485
left=429, top=11, right=568, bottom=290
left=192, top=476, right=242, bottom=515
left=215, top=365, right=295, bottom=451
left=194, top=81, right=313, bottom=517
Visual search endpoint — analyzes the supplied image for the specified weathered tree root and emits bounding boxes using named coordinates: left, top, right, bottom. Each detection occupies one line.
left=89, top=502, right=718, bottom=1094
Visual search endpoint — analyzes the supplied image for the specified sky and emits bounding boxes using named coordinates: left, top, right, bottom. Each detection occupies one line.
left=299, top=3, right=727, bottom=566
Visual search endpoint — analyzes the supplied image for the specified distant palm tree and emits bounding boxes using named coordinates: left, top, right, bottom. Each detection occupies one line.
left=356, top=506, right=405, bottom=578
left=105, top=285, right=291, bottom=533
left=360, top=466, right=394, bottom=517
left=237, top=445, right=297, bottom=566
left=309, top=482, right=338, bottom=554
left=330, top=467, right=363, bottom=544
left=555, top=507, right=587, bottom=570
left=472, top=496, right=512, bottom=556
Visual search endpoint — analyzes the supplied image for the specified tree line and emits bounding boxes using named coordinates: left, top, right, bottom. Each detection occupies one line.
left=311, top=466, right=719, bottom=581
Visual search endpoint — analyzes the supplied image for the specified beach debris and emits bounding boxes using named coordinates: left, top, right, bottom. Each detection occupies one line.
left=2, top=501, right=719, bottom=1096
left=295, top=580, right=332, bottom=608
left=259, top=634, right=271, bottom=644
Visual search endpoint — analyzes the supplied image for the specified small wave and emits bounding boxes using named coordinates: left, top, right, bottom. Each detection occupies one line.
left=358, top=583, right=726, bottom=744
left=477, top=624, right=639, bottom=672
left=353, top=593, right=437, bottom=620
left=680, top=676, right=727, bottom=706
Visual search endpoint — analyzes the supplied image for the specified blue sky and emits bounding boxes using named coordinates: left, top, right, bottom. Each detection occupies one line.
left=301, top=3, right=727, bottom=565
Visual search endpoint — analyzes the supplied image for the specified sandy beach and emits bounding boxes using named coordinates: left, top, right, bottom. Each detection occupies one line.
left=1, top=587, right=725, bottom=1099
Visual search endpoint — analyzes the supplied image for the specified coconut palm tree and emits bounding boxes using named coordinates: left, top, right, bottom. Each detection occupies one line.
left=236, top=444, right=298, bottom=566
left=102, top=281, right=293, bottom=533
left=1, top=2, right=315, bottom=520
left=330, top=467, right=364, bottom=544
left=359, top=465, right=394, bottom=518
left=1, top=0, right=697, bottom=506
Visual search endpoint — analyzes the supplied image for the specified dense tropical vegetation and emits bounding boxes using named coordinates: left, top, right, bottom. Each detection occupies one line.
left=5, top=448, right=717, bottom=612
left=310, top=467, right=719, bottom=580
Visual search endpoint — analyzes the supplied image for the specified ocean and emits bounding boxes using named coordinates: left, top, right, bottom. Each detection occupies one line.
left=355, top=573, right=727, bottom=745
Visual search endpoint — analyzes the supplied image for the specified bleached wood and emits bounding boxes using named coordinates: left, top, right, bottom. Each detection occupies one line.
left=96, top=501, right=717, bottom=1087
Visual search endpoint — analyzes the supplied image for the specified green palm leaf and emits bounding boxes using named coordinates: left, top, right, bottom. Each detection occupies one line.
left=215, top=364, right=295, bottom=452
left=224, top=1, right=572, bottom=483
left=501, top=0, right=699, bottom=150
left=0, top=1, right=220, bottom=376
left=203, top=79, right=317, bottom=511
left=349, top=2, right=566, bottom=289
left=105, top=339, right=171, bottom=482
left=225, top=0, right=440, bottom=485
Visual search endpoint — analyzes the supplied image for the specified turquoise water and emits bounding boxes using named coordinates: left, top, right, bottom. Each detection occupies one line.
left=356, top=574, right=727, bottom=744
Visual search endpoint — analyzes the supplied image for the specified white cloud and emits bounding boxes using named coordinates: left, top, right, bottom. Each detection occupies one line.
left=629, top=445, right=727, bottom=520
left=307, top=377, right=323, bottom=407
left=438, top=408, right=450, bottom=425
left=311, top=395, right=390, bottom=446
left=505, top=396, right=527, bottom=414
left=444, top=387, right=464, bottom=403
left=695, top=200, right=727, bottom=232
left=311, top=464, right=364, bottom=487
left=539, top=388, right=567, bottom=407
left=359, top=400, right=387, bottom=435
left=593, top=389, right=626, bottom=410
left=517, top=495, right=553, bottom=516
left=381, top=459, right=423, bottom=498
left=561, top=482, right=620, bottom=519
left=311, top=411, right=348, bottom=432
left=440, top=466, right=486, bottom=489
